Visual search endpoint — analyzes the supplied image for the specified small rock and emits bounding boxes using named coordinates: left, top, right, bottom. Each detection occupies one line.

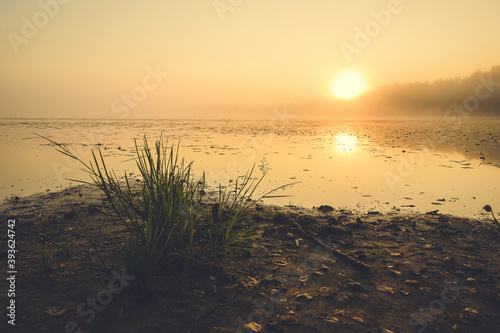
left=324, top=316, right=339, bottom=324
left=382, top=329, right=395, bottom=333
left=318, top=205, right=334, bottom=213
left=459, top=307, right=480, bottom=324
left=278, top=315, right=299, bottom=325
left=391, top=270, right=403, bottom=277
left=296, top=293, right=313, bottom=301
left=243, top=322, right=262, bottom=332
left=346, top=280, right=365, bottom=291
left=376, top=285, right=394, bottom=293
left=45, top=306, right=67, bottom=317
left=351, top=315, right=364, bottom=323
left=298, top=275, right=309, bottom=282
left=404, top=280, right=419, bottom=285
left=274, top=259, right=288, bottom=266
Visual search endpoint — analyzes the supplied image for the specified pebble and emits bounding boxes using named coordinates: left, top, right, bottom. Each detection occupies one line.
left=243, top=322, right=262, bottom=332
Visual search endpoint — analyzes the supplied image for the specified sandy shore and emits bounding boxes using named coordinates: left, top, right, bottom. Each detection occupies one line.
left=0, top=185, right=499, bottom=332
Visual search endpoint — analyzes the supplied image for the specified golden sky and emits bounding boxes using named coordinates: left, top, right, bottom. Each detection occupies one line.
left=1, top=0, right=499, bottom=118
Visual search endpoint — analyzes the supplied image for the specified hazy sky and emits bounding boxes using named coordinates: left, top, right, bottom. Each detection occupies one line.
left=1, top=0, right=499, bottom=118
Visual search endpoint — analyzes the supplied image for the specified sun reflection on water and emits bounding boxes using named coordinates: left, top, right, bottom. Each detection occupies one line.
left=335, top=133, right=358, bottom=152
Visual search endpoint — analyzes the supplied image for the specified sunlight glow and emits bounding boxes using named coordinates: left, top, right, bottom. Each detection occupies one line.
left=335, top=134, right=358, bottom=152
left=331, top=70, right=366, bottom=99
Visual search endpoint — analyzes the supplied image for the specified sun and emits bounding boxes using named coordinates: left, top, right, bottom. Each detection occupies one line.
left=331, top=70, right=366, bottom=99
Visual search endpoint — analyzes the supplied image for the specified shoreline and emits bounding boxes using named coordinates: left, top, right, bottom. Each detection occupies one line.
left=2, top=182, right=495, bottom=223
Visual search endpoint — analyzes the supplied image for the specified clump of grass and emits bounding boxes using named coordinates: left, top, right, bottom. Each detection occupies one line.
left=38, top=134, right=294, bottom=284
left=483, top=205, right=500, bottom=230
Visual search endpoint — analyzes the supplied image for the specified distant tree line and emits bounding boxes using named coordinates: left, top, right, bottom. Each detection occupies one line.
left=359, top=66, right=500, bottom=117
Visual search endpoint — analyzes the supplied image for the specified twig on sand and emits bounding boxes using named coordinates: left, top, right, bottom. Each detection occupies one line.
left=291, top=221, right=371, bottom=273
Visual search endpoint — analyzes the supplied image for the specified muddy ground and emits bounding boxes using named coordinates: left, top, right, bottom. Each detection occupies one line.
left=0, top=185, right=499, bottom=332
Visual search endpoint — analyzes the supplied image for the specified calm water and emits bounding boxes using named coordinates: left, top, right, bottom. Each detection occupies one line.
left=1, top=118, right=499, bottom=219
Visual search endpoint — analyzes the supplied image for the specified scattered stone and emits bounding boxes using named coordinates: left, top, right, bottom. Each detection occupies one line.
left=319, top=287, right=334, bottom=296
left=391, top=270, right=403, bottom=277
left=296, top=293, right=313, bottom=301
left=324, top=316, right=339, bottom=324
left=274, top=259, right=288, bottom=266
left=404, top=280, right=419, bottom=285
left=346, top=280, right=365, bottom=291
left=459, top=307, right=481, bottom=324
left=351, top=315, right=364, bottom=323
left=242, top=322, right=262, bottom=332
left=318, top=205, right=334, bottom=213
left=376, top=285, right=395, bottom=293
left=278, top=314, right=299, bottom=325
left=45, top=306, right=67, bottom=317
left=298, top=275, right=309, bottom=282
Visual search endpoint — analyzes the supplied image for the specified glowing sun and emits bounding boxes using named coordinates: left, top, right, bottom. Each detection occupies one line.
left=331, top=70, right=366, bottom=99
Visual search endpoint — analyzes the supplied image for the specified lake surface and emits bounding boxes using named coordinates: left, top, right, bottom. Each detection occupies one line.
left=1, top=118, right=499, bottom=219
